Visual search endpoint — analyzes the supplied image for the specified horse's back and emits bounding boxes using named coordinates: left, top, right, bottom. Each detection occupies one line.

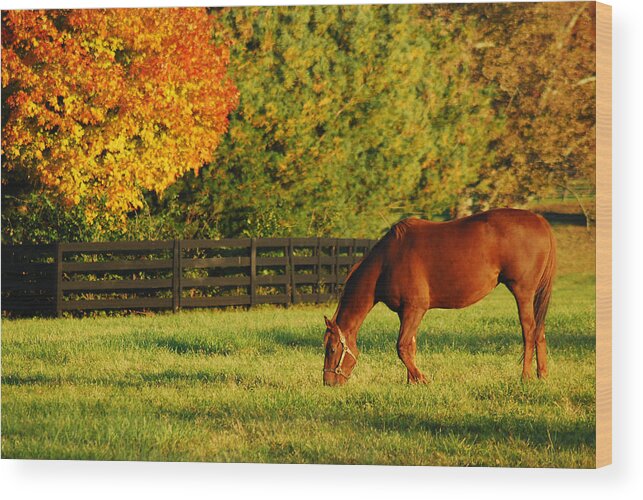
left=376, top=209, right=554, bottom=310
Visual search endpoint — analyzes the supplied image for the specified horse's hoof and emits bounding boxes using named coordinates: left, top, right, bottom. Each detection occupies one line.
left=537, top=371, right=548, bottom=380
left=408, top=373, right=428, bottom=384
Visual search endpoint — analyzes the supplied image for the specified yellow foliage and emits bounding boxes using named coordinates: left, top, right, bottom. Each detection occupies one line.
left=2, top=8, right=239, bottom=226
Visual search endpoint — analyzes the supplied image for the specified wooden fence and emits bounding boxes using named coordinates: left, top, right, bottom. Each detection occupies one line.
left=1, top=237, right=376, bottom=317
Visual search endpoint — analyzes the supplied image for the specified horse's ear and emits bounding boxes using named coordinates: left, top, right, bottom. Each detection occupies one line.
left=324, top=315, right=334, bottom=329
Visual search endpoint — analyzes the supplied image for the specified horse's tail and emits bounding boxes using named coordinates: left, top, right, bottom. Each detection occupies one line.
left=533, top=223, right=557, bottom=334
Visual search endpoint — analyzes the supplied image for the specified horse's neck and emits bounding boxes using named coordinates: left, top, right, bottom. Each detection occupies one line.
left=334, top=255, right=382, bottom=340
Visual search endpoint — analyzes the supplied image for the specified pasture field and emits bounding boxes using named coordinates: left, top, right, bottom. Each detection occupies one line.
left=1, top=224, right=596, bottom=467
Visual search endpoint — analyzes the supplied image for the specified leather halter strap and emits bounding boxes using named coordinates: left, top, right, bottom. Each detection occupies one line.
left=323, top=328, right=358, bottom=379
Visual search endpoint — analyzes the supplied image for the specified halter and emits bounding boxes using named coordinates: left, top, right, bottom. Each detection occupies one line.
left=323, top=328, right=358, bottom=379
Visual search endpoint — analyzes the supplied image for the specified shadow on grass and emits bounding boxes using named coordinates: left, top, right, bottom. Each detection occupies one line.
left=354, top=323, right=595, bottom=356
left=146, top=337, right=238, bottom=356
left=2, top=369, right=282, bottom=389
left=131, top=369, right=284, bottom=390
left=156, top=395, right=595, bottom=455
left=267, top=328, right=325, bottom=349
left=420, top=329, right=594, bottom=355
left=354, top=411, right=595, bottom=452
left=2, top=374, right=53, bottom=386
left=137, top=369, right=279, bottom=388
left=127, top=324, right=593, bottom=358
left=126, top=329, right=321, bottom=356
left=125, top=332, right=272, bottom=357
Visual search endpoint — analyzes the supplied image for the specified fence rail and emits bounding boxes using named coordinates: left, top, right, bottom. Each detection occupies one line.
left=1, top=237, right=376, bottom=316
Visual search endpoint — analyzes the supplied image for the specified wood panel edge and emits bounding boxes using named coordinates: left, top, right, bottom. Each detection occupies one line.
left=595, top=0, right=612, bottom=469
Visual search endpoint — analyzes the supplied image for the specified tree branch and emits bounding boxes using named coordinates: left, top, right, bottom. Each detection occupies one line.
left=555, top=181, right=593, bottom=231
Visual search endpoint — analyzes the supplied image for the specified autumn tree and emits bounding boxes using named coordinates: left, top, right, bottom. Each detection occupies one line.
left=155, top=4, right=500, bottom=238
left=461, top=2, right=596, bottom=214
left=2, top=8, right=238, bottom=241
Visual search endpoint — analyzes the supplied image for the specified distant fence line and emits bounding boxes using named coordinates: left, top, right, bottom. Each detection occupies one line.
left=1, top=237, right=376, bottom=317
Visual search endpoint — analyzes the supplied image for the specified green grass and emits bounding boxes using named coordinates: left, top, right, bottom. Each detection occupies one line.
left=1, top=225, right=596, bottom=467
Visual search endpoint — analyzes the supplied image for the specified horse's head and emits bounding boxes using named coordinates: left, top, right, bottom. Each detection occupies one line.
left=322, top=315, right=358, bottom=386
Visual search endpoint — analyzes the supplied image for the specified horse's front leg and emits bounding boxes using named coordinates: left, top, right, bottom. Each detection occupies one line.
left=397, top=306, right=428, bottom=384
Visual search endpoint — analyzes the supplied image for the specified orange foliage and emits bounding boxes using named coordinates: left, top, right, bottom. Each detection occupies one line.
left=2, top=8, right=238, bottom=224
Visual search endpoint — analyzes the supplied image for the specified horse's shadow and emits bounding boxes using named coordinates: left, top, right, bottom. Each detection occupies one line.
left=355, top=319, right=595, bottom=356
left=125, top=315, right=593, bottom=358
left=230, top=322, right=594, bottom=357
left=420, top=328, right=595, bottom=355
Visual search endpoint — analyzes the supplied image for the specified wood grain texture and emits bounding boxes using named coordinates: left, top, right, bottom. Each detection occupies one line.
left=595, top=1, right=612, bottom=468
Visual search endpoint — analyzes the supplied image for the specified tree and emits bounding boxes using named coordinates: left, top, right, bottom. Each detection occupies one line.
left=157, top=4, right=500, bottom=238
left=462, top=2, right=596, bottom=212
left=2, top=8, right=238, bottom=237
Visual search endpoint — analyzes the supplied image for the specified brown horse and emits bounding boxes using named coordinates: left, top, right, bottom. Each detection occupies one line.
left=322, top=208, right=556, bottom=386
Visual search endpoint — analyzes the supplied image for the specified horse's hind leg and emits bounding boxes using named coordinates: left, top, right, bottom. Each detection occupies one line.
left=397, top=307, right=428, bottom=384
left=510, top=287, right=537, bottom=381
left=535, top=324, right=547, bottom=379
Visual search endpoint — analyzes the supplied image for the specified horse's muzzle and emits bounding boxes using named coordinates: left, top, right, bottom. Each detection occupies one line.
left=323, top=372, right=347, bottom=387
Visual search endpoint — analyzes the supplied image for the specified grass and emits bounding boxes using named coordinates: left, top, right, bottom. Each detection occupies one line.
left=1, top=224, right=596, bottom=467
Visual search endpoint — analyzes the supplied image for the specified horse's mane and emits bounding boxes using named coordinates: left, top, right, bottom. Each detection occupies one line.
left=331, top=256, right=365, bottom=322
left=389, top=217, right=423, bottom=239
left=331, top=218, right=422, bottom=322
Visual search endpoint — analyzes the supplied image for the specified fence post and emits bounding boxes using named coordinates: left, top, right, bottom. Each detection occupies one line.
left=55, top=242, right=63, bottom=317
left=172, top=239, right=181, bottom=313
left=288, top=238, right=297, bottom=304
left=250, top=238, right=257, bottom=307
left=285, top=240, right=291, bottom=307
left=335, top=238, right=339, bottom=300
left=351, top=238, right=356, bottom=266
left=316, top=237, right=322, bottom=304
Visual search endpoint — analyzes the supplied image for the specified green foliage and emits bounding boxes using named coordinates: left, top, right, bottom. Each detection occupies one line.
left=1, top=179, right=191, bottom=244
left=160, top=4, right=501, bottom=238
left=1, top=184, right=210, bottom=244
left=2, top=190, right=117, bottom=245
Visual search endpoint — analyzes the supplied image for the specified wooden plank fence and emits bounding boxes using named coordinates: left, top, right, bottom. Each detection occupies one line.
left=1, top=237, right=375, bottom=316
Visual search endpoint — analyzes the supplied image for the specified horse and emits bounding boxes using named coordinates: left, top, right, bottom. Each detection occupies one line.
left=322, top=208, right=556, bottom=386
